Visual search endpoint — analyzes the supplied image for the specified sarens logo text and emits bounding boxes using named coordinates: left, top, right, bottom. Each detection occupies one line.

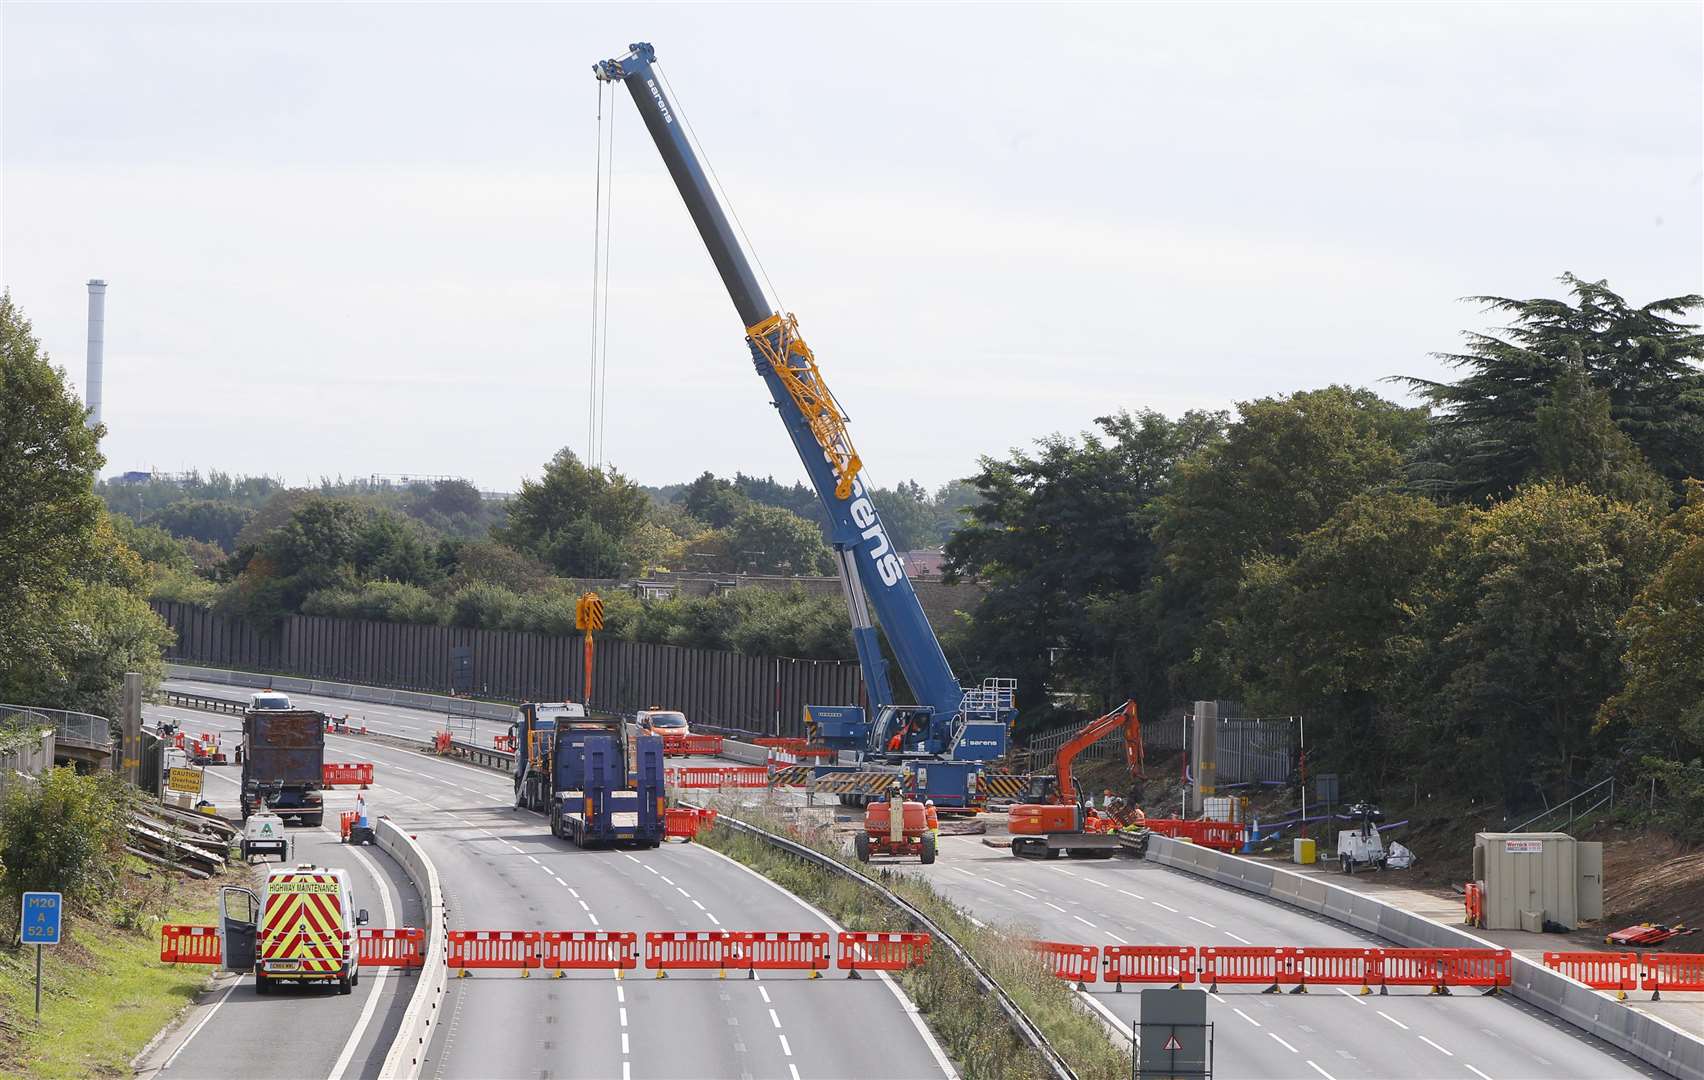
left=645, top=79, right=674, bottom=125
left=847, top=478, right=904, bottom=587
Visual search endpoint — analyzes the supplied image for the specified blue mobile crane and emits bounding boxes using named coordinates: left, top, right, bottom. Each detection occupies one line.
left=593, top=43, right=1015, bottom=809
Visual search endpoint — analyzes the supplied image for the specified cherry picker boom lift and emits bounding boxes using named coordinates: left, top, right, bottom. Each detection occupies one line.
left=593, top=42, right=1015, bottom=810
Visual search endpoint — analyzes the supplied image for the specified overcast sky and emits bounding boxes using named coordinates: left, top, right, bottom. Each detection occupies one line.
left=4, top=3, right=1700, bottom=493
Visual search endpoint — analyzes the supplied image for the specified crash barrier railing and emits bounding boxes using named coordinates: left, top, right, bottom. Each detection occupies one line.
left=1030, top=940, right=1513, bottom=995
left=324, top=762, right=374, bottom=787
left=665, top=765, right=769, bottom=789
left=1140, top=817, right=1248, bottom=853
left=542, top=931, right=638, bottom=974
left=160, top=924, right=221, bottom=964
left=1464, top=881, right=1485, bottom=928
left=447, top=930, right=541, bottom=977
left=1543, top=951, right=1704, bottom=1001
left=662, top=733, right=725, bottom=756
left=155, top=690, right=246, bottom=717
left=699, top=807, right=1074, bottom=1080
left=1029, top=940, right=1099, bottom=989
left=359, top=928, right=426, bottom=968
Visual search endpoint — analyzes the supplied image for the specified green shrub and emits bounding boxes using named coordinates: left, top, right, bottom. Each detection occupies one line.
left=1, top=767, right=130, bottom=913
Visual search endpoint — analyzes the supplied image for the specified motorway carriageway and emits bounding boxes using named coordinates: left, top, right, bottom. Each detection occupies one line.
left=138, top=698, right=424, bottom=1080
left=902, top=835, right=1660, bottom=1080
left=160, top=680, right=952, bottom=1080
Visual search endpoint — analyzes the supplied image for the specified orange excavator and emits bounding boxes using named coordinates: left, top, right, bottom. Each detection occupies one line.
left=1009, top=699, right=1147, bottom=860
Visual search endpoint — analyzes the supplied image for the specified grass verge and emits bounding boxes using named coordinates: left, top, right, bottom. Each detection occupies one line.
left=0, top=860, right=231, bottom=1080
left=698, top=799, right=1128, bottom=1080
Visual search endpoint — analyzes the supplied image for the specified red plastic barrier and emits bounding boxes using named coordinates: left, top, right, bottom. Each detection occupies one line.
left=1642, top=953, right=1704, bottom=999
left=732, top=932, right=831, bottom=976
left=837, top=932, right=932, bottom=975
left=1030, top=940, right=1100, bottom=987
left=323, top=762, right=373, bottom=788
left=1142, top=818, right=1248, bottom=852
left=646, top=931, right=731, bottom=976
left=447, top=930, right=540, bottom=976
left=1544, top=951, right=1637, bottom=993
left=542, top=931, right=638, bottom=973
left=662, top=733, right=725, bottom=757
left=493, top=734, right=517, bottom=752
left=663, top=808, right=703, bottom=841
left=665, top=766, right=769, bottom=789
left=1291, top=948, right=1378, bottom=992
left=433, top=732, right=452, bottom=754
left=1464, top=881, right=1485, bottom=928
left=1375, top=948, right=1455, bottom=993
left=359, top=928, right=425, bottom=968
left=1445, top=948, right=1512, bottom=989
left=160, top=924, right=221, bottom=964
left=1200, top=946, right=1285, bottom=992
left=1104, top=945, right=1196, bottom=990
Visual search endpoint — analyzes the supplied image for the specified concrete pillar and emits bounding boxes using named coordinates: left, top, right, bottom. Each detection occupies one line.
left=119, top=672, right=143, bottom=785
left=1190, top=700, right=1217, bottom=817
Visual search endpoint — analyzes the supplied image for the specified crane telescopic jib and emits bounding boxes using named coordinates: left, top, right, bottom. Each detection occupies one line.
left=592, top=43, right=1015, bottom=804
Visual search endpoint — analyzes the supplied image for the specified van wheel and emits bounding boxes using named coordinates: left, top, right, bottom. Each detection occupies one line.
left=255, top=974, right=269, bottom=995
left=339, top=972, right=353, bottom=995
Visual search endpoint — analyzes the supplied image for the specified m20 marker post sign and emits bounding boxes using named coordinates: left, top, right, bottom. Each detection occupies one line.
left=21, top=891, right=63, bottom=1017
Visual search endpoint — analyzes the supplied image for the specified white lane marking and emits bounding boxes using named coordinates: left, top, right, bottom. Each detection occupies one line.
left=569, top=888, right=581, bottom=899
left=540, top=865, right=554, bottom=875
left=1208, top=992, right=1226, bottom=1004
left=1045, top=901, right=1067, bottom=913
left=707, top=913, right=721, bottom=926
left=983, top=878, right=1007, bottom=890
left=1417, top=1036, right=1453, bottom=1057
left=588, top=912, right=600, bottom=926
left=1464, top=1066, right=1494, bottom=1080
left=1078, top=990, right=1134, bottom=1046
left=660, top=875, right=675, bottom=886
left=1268, top=1032, right=1298, bottom=1053
left=1107, top=931, right=1129, bottom=944
left=328, top=830, right=402, bottom=1080
left=527, top=855, right=540, bottom=864
left=616, top=985, right=625, bottom=1003
left=1012, top=888, right=1037, bottom=899
left=579, top=900, right=592, bottom=911
left=1187, top=916, right=1214, bottom=928
left=159, top=976, right=243, bottom=1069
left=644, top=865, right=659, bottom=875
left=952, top=867, right=976, bottom=877
left=622, top=1032, right=630, bottom=1054
left=1083, top=877, right=1109, bottom=888
left=623, top=1062, right=631, bottom=1080
left=779, top=1034, right=792, bottom=1056
left=1334, top=987, right=1367, bottom=1007
left=1073, top=915, right=1096, bottom=928
left=1306, top=1061, right=1339, bottom=1080
left=676, top=886, right=691, bottom=898
left=769, top=1008, right=782, bottom=1029
left=692, top=900, right=706, bottom=911
left=620, top=1006, right=628, bottom=1027
left=789, top=1067, right=801, bottom=1080
left=1233, top=1008, right=1261, bottom=1027
left=623, top=853, right=641, bottom=863
left=1378, top=1011, right=1408, bottom=1030
left=1225, top=931, right=1251, bottom=944
left=759, top=986, right=770, bottom=1003
left=688, top=842, right=959, bottom=1079
left=1052, top=867, right=1077, bottom=876
left=1152, top=901, right=1179, bottom=913
left=1118, top=889, right=1144, bottom=900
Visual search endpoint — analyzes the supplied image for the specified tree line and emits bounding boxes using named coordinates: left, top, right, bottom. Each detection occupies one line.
left=943, top=274, right=1704, bottom=830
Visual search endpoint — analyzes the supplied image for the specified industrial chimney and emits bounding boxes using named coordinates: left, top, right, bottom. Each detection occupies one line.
left=85, top=279, right=106, bottom=430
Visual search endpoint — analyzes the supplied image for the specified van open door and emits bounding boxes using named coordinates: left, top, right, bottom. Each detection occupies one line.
left=218, top=885, right=259, bottom=973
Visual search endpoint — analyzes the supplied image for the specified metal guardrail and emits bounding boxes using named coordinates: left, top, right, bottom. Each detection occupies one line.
left=153, top=690, right=248, bottom=717
left=444, top=739, right=515, bottom=772
left=1513, top=777, right=1615, bottom=833
left=707, top=808, right=1077, bottom=1080
left=1, top=703, right=112, bottom=749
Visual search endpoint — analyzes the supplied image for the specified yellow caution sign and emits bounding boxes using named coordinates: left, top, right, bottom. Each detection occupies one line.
left=167, top=766, right=204, bottom=795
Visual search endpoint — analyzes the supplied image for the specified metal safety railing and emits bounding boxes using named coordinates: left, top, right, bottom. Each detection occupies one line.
left=1512, top=777, right=1615, bottom=833
left=0, top=703, right=111, bottom=750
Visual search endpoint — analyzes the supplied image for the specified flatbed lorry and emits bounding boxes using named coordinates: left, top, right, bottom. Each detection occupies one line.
left=513, top=702, right=667, bottom=848
left=240, top=708, right=326, bottom=827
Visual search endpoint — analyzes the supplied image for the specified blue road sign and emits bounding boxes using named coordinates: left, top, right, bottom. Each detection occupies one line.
left=21, top=892, right=62, bottom=946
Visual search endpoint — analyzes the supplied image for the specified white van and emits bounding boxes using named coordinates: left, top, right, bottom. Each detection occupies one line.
left=219, top=864, right=369, bottom=994
left=250, top=690, right=292, bottom=711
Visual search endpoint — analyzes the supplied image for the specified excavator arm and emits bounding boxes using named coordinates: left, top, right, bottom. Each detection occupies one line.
left=1052, top=699, right=1143, bottom=806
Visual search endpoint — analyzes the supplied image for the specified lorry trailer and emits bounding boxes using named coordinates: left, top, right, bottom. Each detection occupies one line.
left=240, top=708, right=326, bottom=827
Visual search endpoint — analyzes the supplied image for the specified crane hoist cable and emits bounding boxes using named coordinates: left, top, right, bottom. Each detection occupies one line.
left=588, top=80, right=617, bottom=469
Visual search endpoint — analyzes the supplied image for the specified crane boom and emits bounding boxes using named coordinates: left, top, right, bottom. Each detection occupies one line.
left=593, top=44, right=1006, bottom=749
